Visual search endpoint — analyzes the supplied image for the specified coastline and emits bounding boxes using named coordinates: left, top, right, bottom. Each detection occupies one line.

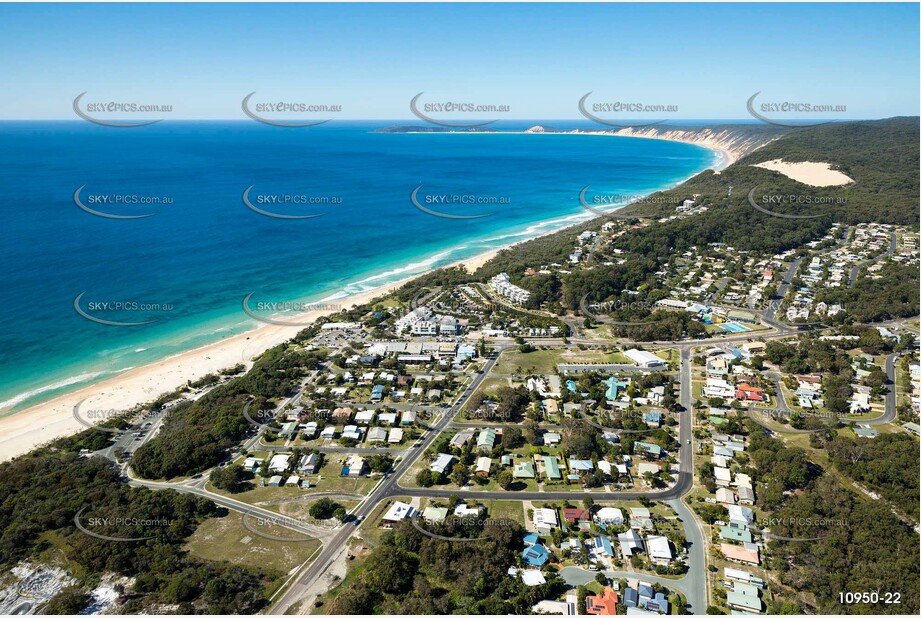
left=0, top=249, right=504, bottom=461
left=0, top=133, right=726, bottom=462
left=400, top=128, right=737, bottom=171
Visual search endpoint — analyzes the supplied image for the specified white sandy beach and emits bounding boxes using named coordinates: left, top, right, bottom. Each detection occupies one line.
left=753, top=159, right=854, bottom=186
left=0, top=132, right=733, bottom=463
left=0, top=249, right=501, bottom=461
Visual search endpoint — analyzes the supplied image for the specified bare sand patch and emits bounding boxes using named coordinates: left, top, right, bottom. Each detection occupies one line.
left=753, top=159, right=854, bottom=186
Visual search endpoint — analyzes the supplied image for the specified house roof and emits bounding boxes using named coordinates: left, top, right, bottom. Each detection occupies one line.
left=514, top=461, right=535, bottom=478
left=586, top=587, right=618, bottom=615
left=647, top=535, right=672, bottom=561
left=382, top=501, right=414, bottom=522
left=520, top=570, right=547, bottom=586
left=521, top=544, right=550, bottom=566
left=563, top=507, right=590, bottom=522
left=423, top=506, right=449, bottom=523
left=543, top=456, right=562, bottom=479
left=721, top=542, right=760, bottom=564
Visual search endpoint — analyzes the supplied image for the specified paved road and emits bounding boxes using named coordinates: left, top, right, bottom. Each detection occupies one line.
left=766, top=257, right=801, bottom=321
left=849, top=231, right=897, bottom=288
left=128, top=476, right=332, bottom=540
left=268, top=345, right=509, bottom=614
left=747, top=351, right=901, bottom=434
left=125, top=314, right=912, bottom=614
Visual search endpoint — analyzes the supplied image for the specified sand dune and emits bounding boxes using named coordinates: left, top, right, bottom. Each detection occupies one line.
left=753, top=159, right=854, bottom=186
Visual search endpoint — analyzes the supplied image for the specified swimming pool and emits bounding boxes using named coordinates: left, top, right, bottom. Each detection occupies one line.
left=720, top=322, right=751, bottom=332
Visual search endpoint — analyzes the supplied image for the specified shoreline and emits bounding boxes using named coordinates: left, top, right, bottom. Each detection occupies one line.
left=0, top=133, right=726, bottom=462
left=392, top=128, right=740, bottom=171
left=0, top=248, right=506, bottom=462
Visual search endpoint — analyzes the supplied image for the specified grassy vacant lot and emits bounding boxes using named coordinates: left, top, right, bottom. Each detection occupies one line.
left=185, top=512, right=321, bottom=580
left=494, top=348, right=617, bottom=375
left=269, top=497, right=362, bottom=520
left=206, top=458, right=379, bottom=504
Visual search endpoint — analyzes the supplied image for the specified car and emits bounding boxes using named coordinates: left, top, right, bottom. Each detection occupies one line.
left=687, top=439, right=691, bottom=445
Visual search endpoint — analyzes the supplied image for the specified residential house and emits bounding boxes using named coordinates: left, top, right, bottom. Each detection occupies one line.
left=533, top=507, right=559, bottom=533
left=269, top=454, right=290, bottom=474
left=475, top=456, right=492, bottom=477
left=563, top=507, right=591, bottom=524
left=585, top=587, right=618, bottom=615
left=366, top=426, right=388, bottom=442
left=721, top=543, right=760, bottom=565
left=594, top=507, right=625, bottom=526
left=477, top=428, right=498, bottom=452
left=343, top=454, right=367, bottom=477
left=629, top=508, right=654, bottom=530
left=542, top=455, right=563, bottom=481
left=514, top=461, right=536, bottom=479
left=381, top=501, right=414, bottom=527
left=430, top=453, right=455, bottom=476
left=646, top=535, right=673, bottom=565
left=618, top=529, right=645, bottom=556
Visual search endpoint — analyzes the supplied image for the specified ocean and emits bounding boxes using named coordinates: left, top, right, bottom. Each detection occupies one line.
left=0, top=121, right=716, bottom=413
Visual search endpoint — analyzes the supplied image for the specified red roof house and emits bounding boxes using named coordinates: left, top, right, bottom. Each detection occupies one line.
left=586, top=587, right=618, bottom=615
left=563, top=507, right=590, bottom=523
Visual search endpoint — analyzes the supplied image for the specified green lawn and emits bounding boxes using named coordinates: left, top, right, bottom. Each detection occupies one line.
left=185, top=511, right=321, bottom=581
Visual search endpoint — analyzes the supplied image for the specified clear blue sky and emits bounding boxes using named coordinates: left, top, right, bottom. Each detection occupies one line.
left=0, top=2, right=917, bottom=120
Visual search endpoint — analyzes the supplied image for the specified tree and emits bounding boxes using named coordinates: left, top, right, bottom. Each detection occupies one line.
left=416, top=469, right=435, bottom=487
left=497, top=469, right=514, bottom=490
left=502, top=427, right=523, bottom=449
left=209, top=464, right=250, bottom=493
left=309, top=497, right=342, bottom=519
left=450, top=463, right=470, bottom=487
left=43, top=587, right=92, bottom=614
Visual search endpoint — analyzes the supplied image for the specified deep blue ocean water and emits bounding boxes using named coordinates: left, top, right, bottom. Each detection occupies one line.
left=0, top=121, right=715, bottom=412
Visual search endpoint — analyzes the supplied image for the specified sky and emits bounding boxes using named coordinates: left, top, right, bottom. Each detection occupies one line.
left=0, top=2, right=918, bottom=120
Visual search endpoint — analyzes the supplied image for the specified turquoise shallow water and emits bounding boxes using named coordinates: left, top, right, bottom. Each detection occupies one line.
left=0, top=121, right=715, bottom=413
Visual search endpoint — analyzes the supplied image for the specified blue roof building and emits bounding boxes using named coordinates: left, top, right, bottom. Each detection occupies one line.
left=592, top=535, right=614, bottom=557
left=623, top=588, right=639, bottom=607
left=605, top=376, right=629, bottom=400
left=523, top=532, right=540, bottom=546
left=521, top=544, right=550, bottom=566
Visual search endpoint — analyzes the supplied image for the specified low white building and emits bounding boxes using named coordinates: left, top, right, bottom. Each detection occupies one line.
left=533, top=507, right=559, bottom=533
left=624, top=348, right=666, bottom=368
